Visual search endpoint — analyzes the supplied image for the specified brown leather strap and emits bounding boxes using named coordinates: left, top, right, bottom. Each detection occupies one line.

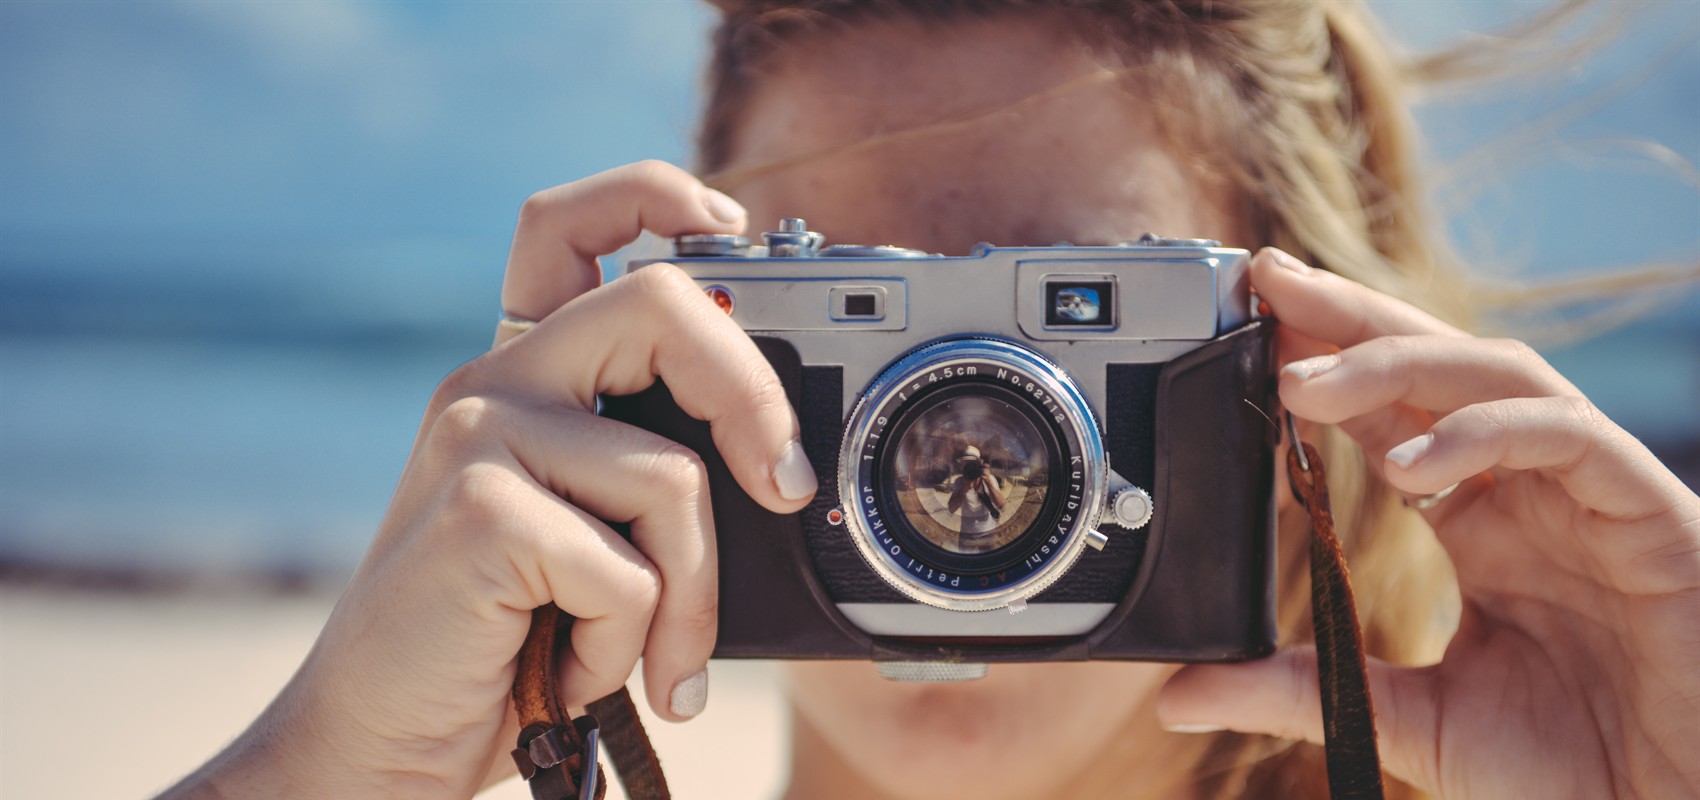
left=587, top=685, right=672, bottom=800
left=513, top=607, right=566, bottom=730
left=511, top=605, right=612, bottom=800
left=512, top=605, right=669, bottom=800
left=1287, top=418, right=1387, bottom=799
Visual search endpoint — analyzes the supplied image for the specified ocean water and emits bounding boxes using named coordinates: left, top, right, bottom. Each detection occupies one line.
left=0, top=336, right=466, bottom=576
left=2, top=289, right=1694, bottom=578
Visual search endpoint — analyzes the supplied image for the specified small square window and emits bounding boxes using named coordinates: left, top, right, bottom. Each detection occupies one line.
left=1044, top=279, right=1115, bottom=327
left=829, top=286, right=887, bottom=321
left=844, top=293, right=878, bottom=316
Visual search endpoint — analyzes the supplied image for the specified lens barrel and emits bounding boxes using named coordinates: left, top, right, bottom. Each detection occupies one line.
left=838, top=339, right=1108, bottom=611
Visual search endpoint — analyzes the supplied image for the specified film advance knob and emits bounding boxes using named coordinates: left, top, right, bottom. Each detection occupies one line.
left=763, top=217, right=824, bottom=257
left=674, top=233, right=751, bottom=257
left=1111, top=486, right=1154, bottom=530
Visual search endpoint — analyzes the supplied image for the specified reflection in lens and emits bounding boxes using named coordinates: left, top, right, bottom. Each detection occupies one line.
left=889, top=395, right=1051, bottom=555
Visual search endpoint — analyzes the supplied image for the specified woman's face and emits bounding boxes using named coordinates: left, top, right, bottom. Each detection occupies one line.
left=722, top=12, right=1250, bottom=800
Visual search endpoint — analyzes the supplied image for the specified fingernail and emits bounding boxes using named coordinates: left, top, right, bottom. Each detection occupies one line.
left=773, top=439, right=818, bottom=500
left=1386, top=433, right=1434, bottom=469
left=1164, top=723, right=1226, bottom=734
left=1270, top=249, right=1312, bottom=275
left=670, top=668, right=708, bottom=718
left=1281, top=354, right=1339, bottom=381
left=701, top=188, right=746, bottom=224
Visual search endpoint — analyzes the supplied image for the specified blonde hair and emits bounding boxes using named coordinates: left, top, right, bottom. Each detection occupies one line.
left=696, top=1, right=1480, bottom=796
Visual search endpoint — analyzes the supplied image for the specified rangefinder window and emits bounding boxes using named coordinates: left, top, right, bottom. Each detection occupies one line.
left=1043, top=278, right=1115, bottom=328
left=829, top=285, right=888, bottom=321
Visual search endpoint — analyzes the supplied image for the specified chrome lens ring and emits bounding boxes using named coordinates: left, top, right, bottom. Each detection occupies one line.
left=838, top=338, right=1108, bottom=612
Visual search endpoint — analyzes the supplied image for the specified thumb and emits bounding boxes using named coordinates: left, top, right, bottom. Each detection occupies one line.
left=1155, top=646, right=1442, bottom=793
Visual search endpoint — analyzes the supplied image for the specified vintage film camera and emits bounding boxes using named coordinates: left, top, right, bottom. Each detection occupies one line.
left=604, top=219, right=1277, bottom=671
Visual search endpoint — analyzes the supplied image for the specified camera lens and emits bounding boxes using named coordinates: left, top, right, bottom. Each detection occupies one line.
left=838, top=339, right=1108, bottom=612
left=882, top=389, right=1061, bottom=566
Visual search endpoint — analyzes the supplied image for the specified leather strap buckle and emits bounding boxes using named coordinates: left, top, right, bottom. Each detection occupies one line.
left=512, top=716, right=602, bottom=800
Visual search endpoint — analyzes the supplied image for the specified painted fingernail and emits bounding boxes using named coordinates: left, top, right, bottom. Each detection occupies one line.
left=1386, top=433, right=1434, bottom=469
left=1270, top=249, right=1312, bottom=275
left=1281, top=354, right=1339, bottom=381
left=773, top=440, right=818, bottom=500
left=670, top=668, right=708, bottom=718
left=1164, top=723, right=1226, bottom=734
left=701, top=188, right=746, bottom=224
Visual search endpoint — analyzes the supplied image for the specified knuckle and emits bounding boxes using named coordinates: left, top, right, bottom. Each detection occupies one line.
left=1371, top=335, right=1422, bottom=368
left=1464, top=401, right=1514, bottom=436
left=649, top=442, right=711, bottom=497
left=630, top=260, right=696, bottom=298
left=626, top=158, right=683, bottom=186
left=625, top=263, right=705, bottom=321
left=1497, top=337, right=1576, bottom=395
left=620, top=560, right=664, bottom=615
left=429, top=357, right=487, bottom=408
left=445, top=460, right=525, bottom=530
left=673, top=595, right=721, bottom=638
left=516, top=188, right=559, bottom=227
left=1489, top=337, right=1540, bottom=363
left=738, top=362, right=791, bottom=416
left=1488, top=337, right=1555, bottom=377
left=1558, top=394, right=1605, bottom=428
left=1379, top=334, right=1420, bottom=353
left=431, top=395, right=500, bottom=449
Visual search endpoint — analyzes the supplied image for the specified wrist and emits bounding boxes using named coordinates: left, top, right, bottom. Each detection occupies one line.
left=156, top=723, right=317, bottom=799
left=158, top=681, right=375, bottom=799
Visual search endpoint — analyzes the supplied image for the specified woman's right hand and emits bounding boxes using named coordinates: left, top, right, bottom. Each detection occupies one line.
left=163, top=162, right=818, bottom=799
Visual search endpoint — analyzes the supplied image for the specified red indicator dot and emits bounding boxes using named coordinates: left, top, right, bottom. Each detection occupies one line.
left=826, top=508, right=844, bottom=526
left=705, top=286, right=734, bottom=315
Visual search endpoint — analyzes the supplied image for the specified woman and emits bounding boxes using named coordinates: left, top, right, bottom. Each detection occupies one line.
left=162, top=1, right=1700, bottom=798
left=945, top=446, right=1007, bottom=540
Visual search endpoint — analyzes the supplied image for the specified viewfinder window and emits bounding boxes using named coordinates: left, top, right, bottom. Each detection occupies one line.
left=829, top=285, right=887, bottom=321
left=844, top=293, right=878, bottom=316
left=1043, top=279, right=1115, bottom=328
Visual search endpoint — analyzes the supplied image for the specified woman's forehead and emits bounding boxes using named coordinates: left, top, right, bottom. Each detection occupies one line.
left=720, top=13, right=1245, bottom=253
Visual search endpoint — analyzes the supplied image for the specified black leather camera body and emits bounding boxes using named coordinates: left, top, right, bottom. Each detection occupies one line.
left=602, top=220, right=1278, bottom=671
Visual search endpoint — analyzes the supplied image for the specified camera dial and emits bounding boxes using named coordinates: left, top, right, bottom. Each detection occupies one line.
left=838, top=338, right=1110, bottom=612
left=819, top=244, right=931, bottom=258
left=675, top=233, right=751, bottom=257
left=764, top=218, right=824, bottom=257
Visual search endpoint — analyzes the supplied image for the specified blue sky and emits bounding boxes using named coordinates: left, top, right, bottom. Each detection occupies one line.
left=1, top=1, right=1694, bottom=276
left=0, top=2, right=713, bottom=243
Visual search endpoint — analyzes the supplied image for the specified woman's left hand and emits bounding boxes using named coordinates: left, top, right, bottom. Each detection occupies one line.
left=1157, top=249, right=1700, bottom=799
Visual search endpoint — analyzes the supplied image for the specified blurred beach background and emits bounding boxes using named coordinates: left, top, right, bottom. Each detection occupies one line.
left=1, top=1, right=1696, bottom=797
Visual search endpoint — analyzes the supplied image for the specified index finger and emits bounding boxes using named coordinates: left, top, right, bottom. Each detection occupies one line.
left=496, top=263, right=817, bottom=514
left=500, top=160, right=748, bottom=333
left=1250, top=247, right=1466, bottom=347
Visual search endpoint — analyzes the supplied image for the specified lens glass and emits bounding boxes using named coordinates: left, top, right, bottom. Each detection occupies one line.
left=887, top=393, right=1052, bottom=555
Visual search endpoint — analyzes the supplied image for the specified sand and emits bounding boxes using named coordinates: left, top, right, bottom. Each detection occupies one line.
left=0, top=585, right=789, bottom=799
